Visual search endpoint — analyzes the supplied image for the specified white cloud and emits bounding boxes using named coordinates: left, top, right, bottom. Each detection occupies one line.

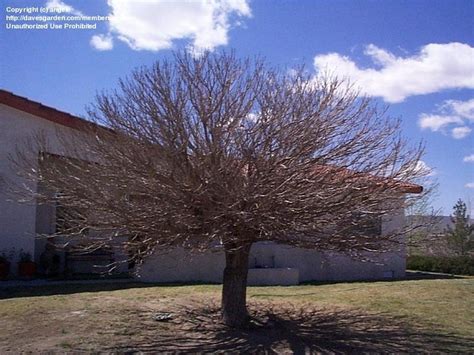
left=463, top=154, right=474, bottom=163
left=418, top=114, right=462, bottom=132
left=418, top=98, right=474, bottom=139
left=90, top=34, right=114, bottom=51
left=452, top=126, right=472, bottom=139
left=442, top=98, right=474, bottom=121
left=313, top=43, right=474, bottom=103
left=101, top=0, right=251, bottom=53
left=465, top=182, right=474, bottom=189
left=45, top=0, right=83, bottom=16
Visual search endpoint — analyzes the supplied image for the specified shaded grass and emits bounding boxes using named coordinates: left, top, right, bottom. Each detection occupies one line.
left=0, top=278, right=472, bottom=352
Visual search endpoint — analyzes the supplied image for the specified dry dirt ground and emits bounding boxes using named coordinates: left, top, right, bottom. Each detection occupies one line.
left=0, top=279, right=473, bottom=353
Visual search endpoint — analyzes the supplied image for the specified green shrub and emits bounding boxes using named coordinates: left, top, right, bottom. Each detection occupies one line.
left=407, top=255, right=474, bottom=275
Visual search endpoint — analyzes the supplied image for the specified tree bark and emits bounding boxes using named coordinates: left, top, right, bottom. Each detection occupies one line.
left=221, top=242, right=252, bottom=328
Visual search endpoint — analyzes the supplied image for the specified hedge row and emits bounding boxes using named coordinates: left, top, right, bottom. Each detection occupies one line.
left=407, top=255, right=474, bottom=276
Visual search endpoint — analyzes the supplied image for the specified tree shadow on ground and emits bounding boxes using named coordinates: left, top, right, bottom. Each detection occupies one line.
left=0, top=281, right=219, bottom=300
left=103, top=302, right=474, bottom=353
left=0, top=282, right=144, bottom=299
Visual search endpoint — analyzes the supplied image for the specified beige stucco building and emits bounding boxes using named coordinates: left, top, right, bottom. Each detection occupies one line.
left=0, top=90, right=420, bottom=283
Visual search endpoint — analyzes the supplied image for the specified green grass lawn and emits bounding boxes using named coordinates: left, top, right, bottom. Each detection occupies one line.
left=0, top=278, right=473, bottom=352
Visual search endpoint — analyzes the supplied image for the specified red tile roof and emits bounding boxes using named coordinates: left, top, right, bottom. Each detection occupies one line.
left=312, top=164, right=423, bottom=194
left=0, top=89, right=94, bottom=130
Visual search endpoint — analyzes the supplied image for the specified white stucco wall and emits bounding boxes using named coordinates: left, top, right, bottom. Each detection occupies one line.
left=0, top=104, right=49, bottom=262
left=0, top=104, right=137, bottom=274
left=0, top=104, right=130, bottom=274
left=0, top=104, right=84, bottom=265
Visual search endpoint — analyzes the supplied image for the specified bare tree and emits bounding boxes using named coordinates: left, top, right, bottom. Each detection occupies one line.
left=12, top=51, right=430, bottom=327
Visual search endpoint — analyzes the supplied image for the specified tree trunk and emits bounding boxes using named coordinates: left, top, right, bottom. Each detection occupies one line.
left=221, top=242, right=252, bottom=328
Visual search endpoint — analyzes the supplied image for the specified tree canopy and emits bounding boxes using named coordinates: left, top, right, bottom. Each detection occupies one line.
left=13, top=51, right=429, bottom=327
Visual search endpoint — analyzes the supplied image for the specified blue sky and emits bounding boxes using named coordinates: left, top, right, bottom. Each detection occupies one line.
left=1, top=0, right=473, bottom=215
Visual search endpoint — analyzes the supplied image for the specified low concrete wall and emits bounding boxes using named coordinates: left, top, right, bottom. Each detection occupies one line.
left=136, top=248, right=225, bottom=283
left=248, top=268, right=299, bottom=286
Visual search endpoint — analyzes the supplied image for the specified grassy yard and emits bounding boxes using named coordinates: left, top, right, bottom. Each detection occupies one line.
left=0, top=278, right=473, bottom=353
